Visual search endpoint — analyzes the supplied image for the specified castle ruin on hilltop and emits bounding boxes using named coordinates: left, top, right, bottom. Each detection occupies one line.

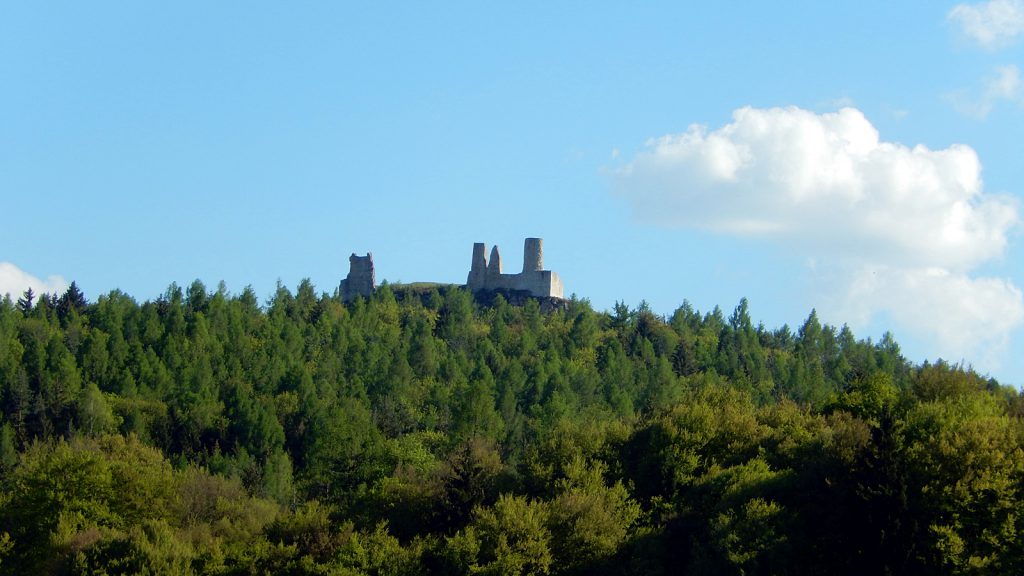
left=467, top=238, right=564, bottom=299
left=338, top=238, right=564, bottom=301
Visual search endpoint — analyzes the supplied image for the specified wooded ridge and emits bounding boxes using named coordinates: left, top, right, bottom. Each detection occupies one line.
left=0, top=280, right=1021, bottom=574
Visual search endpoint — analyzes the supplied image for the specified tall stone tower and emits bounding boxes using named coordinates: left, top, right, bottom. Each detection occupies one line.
left=523, top=237, right=543, bottom=273
left=487, top=245, right=502, bottom=279
left=467, top=243, right=487, bottom=290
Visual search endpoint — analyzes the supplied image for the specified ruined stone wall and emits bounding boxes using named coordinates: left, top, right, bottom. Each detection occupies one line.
left=340, top=253, right=375, bottom=302
left=519, top=270, right=563, bottom=299
left=465, top=238, right=564, bottom=299
left=341, top=239, right=562, bottom=304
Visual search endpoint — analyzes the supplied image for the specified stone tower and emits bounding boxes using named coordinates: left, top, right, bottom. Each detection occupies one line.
left=487, top=245, right=502, bottom=280
left=523, top=237, right=543, bottom=273
left=467, top=242, right=487, bottom=289
left=339, top=252, right=375, bottom=302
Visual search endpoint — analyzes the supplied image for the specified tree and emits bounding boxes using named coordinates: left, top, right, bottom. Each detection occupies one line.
left=77, top=383, right=119, bottom=436
left=0, top=436, right=175, bottom=570
left=0, top=422, right=17, bottom=476
left=57, top=281, right=87, bottom=321
left=16, top=288, right=34, bottom=314
left=261, top=448, right=296, bottom=505
left=448, top=494, right=552, bottom=575
left=438, top=438, right=504, bottom=532
left=454, top=364, right=503, bottom=441
left=547, top=456, right=641, bottom=570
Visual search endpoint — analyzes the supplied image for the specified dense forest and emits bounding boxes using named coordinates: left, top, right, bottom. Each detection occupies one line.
left=1, top=279, right=1023, bottom=575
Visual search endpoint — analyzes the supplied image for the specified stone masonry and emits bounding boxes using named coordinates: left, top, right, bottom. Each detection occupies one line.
left=466, top=238, right=564, bottom=298
left=339, top=253, right=375, bottom=302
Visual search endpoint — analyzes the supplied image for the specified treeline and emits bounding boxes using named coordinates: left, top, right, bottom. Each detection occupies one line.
left=0, top=280, right=1022, bottom=574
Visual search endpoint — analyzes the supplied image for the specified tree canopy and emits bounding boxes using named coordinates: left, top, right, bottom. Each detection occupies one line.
left=0, top=280, right=1021, bottom=574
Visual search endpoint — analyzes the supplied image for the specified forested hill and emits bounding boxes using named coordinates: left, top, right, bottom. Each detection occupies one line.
left=1, top=280, right=1022, bottom=575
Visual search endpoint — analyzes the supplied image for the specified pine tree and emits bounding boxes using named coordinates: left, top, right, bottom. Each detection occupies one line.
left=16, top=288, right=34, bottom=313
left=57, top=281, right=87, bottom=320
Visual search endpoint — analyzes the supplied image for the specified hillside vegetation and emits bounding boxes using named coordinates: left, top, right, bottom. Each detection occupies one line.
left=1, top=280, right=1022, bottom=575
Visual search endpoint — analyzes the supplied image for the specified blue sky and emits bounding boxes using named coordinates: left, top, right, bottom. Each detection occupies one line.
left=3, top=2, right=1024, bottom=384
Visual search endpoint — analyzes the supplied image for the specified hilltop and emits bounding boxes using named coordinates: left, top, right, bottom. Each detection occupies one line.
left=0, top=279, right=1021, bottom=574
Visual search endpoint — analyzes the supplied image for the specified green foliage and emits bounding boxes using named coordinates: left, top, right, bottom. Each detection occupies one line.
left=0, top=280, right=1021, bottom=574
left=449, top=494, right=552, bottom=575
left=77, top=382, right=121, bottom=436
left=0, top=531, right=11, bottom=570
left=69, top=520, right=195, bottom=576
left=0, top=422, right=17, bottom=476
left=547, top=456, right=640, bottom=570
left=0, top=435, right=179, bottom=571
left=336, top=522, right=424, bottom=576
left=830, top=371, right=899, bottom=424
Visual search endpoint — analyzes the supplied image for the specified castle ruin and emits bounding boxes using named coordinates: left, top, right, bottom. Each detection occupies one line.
left=339, top=253, right=375, bottom=301
left=466, top=238, right=564, bottom=299
left=338, top=238, right=564, bottom=302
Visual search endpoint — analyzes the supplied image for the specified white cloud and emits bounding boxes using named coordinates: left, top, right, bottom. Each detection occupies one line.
left=948, top=64, right=1023, bottom=118
left=613, top=106, right=1016, bottom=271
left=949, top=0, right=1024, bottom=49
left=612, top=105, right=1023, bottom=371
left=835, top=265, right=1023, bottom=367
left=0, top=262, right=68, bottom=301
left=989, top=63, right=1023, bottom=98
